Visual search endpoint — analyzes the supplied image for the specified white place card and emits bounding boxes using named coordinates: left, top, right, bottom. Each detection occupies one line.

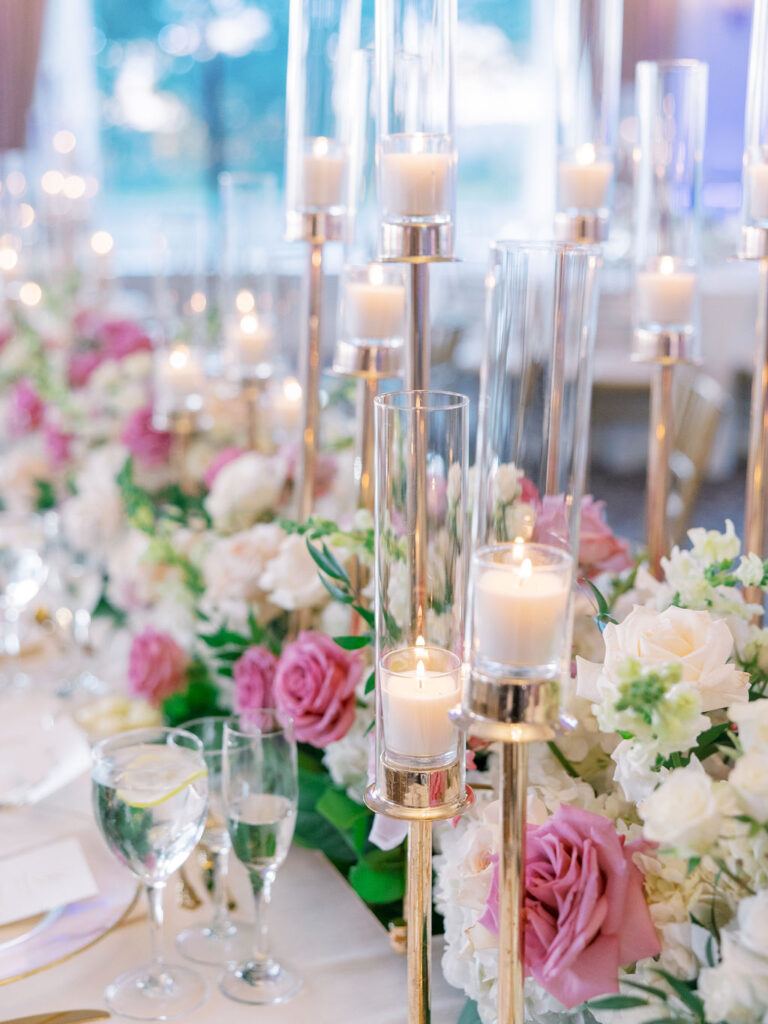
left=0, top=836, right=98, bottom=927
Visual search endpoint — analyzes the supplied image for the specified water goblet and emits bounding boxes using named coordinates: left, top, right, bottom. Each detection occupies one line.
left=92, top=726, right=209, bottom=1020
left=220, top=710, right=302, bottom=1005
left=176, top=715, right=253, bottom=965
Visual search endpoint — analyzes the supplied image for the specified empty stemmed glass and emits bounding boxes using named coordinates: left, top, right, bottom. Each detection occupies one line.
left=176, top=716, right=253, bottom=965
left=92, top=726, right=209, bottom=1020
left=0, top=515, right=48, bottom=686
left=220, top=710, right=301, bottom=1005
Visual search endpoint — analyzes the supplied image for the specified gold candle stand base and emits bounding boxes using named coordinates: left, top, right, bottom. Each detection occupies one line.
left=365, top=757, right=469, bottom=1024
left=554, top=210, right=609, bottom=244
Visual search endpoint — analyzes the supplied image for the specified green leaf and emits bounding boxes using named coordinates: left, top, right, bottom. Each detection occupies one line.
left=587, top=996, right=650, bottom=1010
left=316, top=787, right=371, bottom=833
left=307, top=539, right=349, bottom=583
left=457, top=1000, right=483, bottom=1024
left=200, top=626, right=249, bottom=648
left=352, top=604, right=376, bottom=629
left=621, top=979, right=669, bottom=1001
left=652, top=970, right=705, bottom=1020
left=320, top=576, right=353, bottom=605
left=687, top=856, right=701, bottom=875
left=364, top=669, right=375, bottom=695
left=333, top=635, right=371, bottom=651
left=34, top=478, right=57, bottom=511
left=349, top=856, right=405, bottom=904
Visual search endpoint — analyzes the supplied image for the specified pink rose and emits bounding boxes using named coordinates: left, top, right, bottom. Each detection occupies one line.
left=44, top=423, right=73, bottom=467
left=95, top=318, right=152, bottom=361
left=532, top=494, right=570, bottom=550
left=282, top=444, right=337, bottom=499
left=8, top=379, right=45, bottom=435
left=578, top=496, right=632, bottom=578
left=233, top=645, right=279, bottom=711
left=68, top=350, right=103, bottom=387
left=121, top=407, right=172, bottom=467
left=478, top=805, right=660, bottom=1008
left=520, top=476, right=539, bottom=503
left=0, top=324, right=11, bottom=351
left=274, top=631, right=362, bottom=746
left=127, top=627, right=189, bottom=706
left=204, top=447, right=245, bottom=489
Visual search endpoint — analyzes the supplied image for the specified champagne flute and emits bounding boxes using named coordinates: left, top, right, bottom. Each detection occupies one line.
left=176, top=715, right=253, bottom=964
left=220, top=710, right=301, bottom=1005
left=92, top=726, right=209, bottom=1020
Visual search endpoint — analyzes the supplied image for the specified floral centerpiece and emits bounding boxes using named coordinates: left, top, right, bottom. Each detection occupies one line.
left=437, top=521, right=768, bottom=1024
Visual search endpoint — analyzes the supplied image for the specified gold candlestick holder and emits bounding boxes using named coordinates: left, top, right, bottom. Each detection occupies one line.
left=167, top=408, right=201, bottom=495
left=239, top=377, right=268, bottom=452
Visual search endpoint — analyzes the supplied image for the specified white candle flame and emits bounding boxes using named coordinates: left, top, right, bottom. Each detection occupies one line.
left=313, top=137, right=329, bottom=157
left=368, top=263, right=384, bottom=287
left=575, top=143, right=596, bottom=166
left=659, top=255, right=675, bottom=276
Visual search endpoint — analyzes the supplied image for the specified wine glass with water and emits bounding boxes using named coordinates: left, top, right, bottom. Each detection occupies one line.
left=175, top=715, right=253, bottom=965
left=220, top=710, right=301, bottom=1004
left=92, top=726, right=209, bottom=1019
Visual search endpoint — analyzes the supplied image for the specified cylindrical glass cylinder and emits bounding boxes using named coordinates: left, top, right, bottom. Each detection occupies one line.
left=219, top=172, right=280, bottom=384
left=373, top=391, right=468, bottom=796
left=633, top=61, right=708, bottom=350
left=554, top=0, right=623, bottom=237
left=742, top=0, right=768, bottom=237
left=284, top=0, right=363, bottom=229
left=375, top=0, right=457, bottom=230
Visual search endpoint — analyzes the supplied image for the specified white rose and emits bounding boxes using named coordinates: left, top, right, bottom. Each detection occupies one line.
left=640, top=758, right=722, bottom=854
left=582, top=604, right=749, bottom=713
left=205, top=452, right=287, bottom=533
left=730, top=700, right=768, bottom=753
left=612, top=739, right=668, bottom=802
left=731, top=751, right=768, bottom=822
left=492, top=463, right=522, bottom=506
left=503, top=501, right=535, bottom=542
left=0, top=438, right=50, bottom=514
left=737, top=890, right=768, bottom=956
left=201, top=523, right=283, bottom=627
left=322, top=704, right=372, bottom=803
left=698, top=956, right=759, bottom=1024
left=260, top=533, right=327, bottom=611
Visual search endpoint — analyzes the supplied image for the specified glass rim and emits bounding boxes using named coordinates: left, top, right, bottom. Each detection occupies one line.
left=491, top=239, right=601, bottom=258
left=374, top=389, right=468, bottom=413
left=91, top=725, right=204, bottom=762
left=635, top=58, right=708, bottom=74
left=225, top=709, right=295, bottom=740
left=380, top=645, right=462, bottom=677
left=472, top=542, right=574, bottom=572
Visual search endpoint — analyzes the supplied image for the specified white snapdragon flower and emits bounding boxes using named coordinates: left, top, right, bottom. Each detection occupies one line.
left=699, top=892, right=768, bottom=1024
left=736, top=552, right=766, bottom=588
left=687, top=519, right=741, bottom=564
left=730, top=751, right=768, bottom=821
left=612, top=739, right=668, bottom=803
left=640, top=758, right=723, bottom=855
left=259, top=532, right=327, bottom=611
left=492, top=463, right=523, bottom=506
left=730, top=699, right=768, bottom=752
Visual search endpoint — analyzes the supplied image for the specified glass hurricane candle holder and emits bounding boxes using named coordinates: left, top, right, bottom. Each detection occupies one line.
left=219, top=172, right=280, bottom=385
left=633, top=60, right=708, bottom=362
left=741, top=0, right=768, bottom=251
left=338, top=262, right=407, bottom=347
left=152, top=343, right=207, bottom=431
left=154, top=210, right=211, bottom=351
left=371, top=390, right=468, bottom=811
left=375, top=0, right=457, bottom=253
left=554, top=0, right=623, bottom=241
left=284, top=0, right=362, bottom=238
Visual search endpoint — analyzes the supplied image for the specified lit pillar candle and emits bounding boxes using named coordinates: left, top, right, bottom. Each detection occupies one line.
left=747, top=163, right=768, bottom=221
left=156, top=345, right=206, bottom=411
left=380, top=137, right=454, bottom=218
left=270, top=376, right=303, bottom=432
left=636, top=256, right=697, bottom=326
left=380, top=647, right=461, bottom=761
left=558, top=144, right=614, bottom=210
left=301, top=137, right=347, bottom=209
left=473, top=545, right=570, bottom=669
left=234, top=313, right=274, bottom=366
left=343, top=266, right=406, bottom=340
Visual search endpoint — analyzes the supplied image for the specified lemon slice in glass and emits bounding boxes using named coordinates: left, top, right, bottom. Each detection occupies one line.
left=116, top=745, right=206, bottom=809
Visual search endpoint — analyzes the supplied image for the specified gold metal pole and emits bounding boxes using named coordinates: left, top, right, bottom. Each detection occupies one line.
left=407, top=819, right=432, bottom=1024
left=243, top=380, right=264, bottom=451
left=646, top=363, right=674, bottom=578
left=296, top=240, right=324, bottom=521
left=745, top=259, right=768, bottom=576
left=405, top=263, right=430, bottom=638
left=498, top=742, right=529, bottom=1024
left=355, top=375, right=378, bottom=511
left=407, top=262, right=430, bottom=391
left=172, top=410, right=196, bottom=495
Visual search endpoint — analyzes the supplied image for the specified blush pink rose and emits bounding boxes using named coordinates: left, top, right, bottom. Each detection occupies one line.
left=96, top=318, right=152, bottom=361
left=121, top=407, right=173, bottom=467
left=478, top=804, right=660, bottom=1009
left=0, top=324, right=11, bottom=351
left=274, top=631, right=362, bottom=746
left=282, top=444, right=338, bottom=499
left=578, top=496, right=632, bottom=578
left=44, top=423, right=74, bottom=467
left=532, top=494, right=570, bottom=550
left=127, top=627, right=189, bottom=706
left=8, top=379, right=45, bottom=435
left=520, top=476, right=539, bottom=503
left=233, top=645, right=279, bottom=711
left=68, top=350, right=103, bottom=387
left=203, top=447, right=245, bottom=489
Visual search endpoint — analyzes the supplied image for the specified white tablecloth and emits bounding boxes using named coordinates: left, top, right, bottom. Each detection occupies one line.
left=0, top=776, right=466, bottom=1023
